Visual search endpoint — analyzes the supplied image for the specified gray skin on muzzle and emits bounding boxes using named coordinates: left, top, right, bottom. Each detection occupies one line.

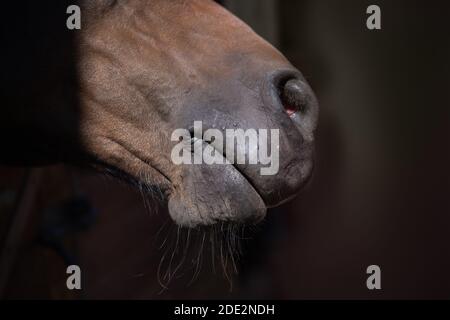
left=168, top=67, right=319, bottom=227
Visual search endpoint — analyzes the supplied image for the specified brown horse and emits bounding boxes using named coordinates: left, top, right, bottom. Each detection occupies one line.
left=0, top=0, right=318, bottom=227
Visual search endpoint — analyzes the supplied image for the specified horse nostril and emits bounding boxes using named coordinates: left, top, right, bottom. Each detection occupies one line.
left=280, top=79, right=309, bottom=117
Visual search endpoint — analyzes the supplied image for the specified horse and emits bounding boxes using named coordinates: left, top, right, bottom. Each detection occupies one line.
left=0, top=0, right=318, bottom=227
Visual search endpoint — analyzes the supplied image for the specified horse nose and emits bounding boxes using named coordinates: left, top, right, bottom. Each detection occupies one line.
left=280, top=79, right=309, bottom=116
left=272, top=72, right=319, bottom=139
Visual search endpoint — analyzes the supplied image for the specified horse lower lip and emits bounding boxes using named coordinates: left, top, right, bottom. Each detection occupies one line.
left=201, top=139, right=268, bottom=206
left=168, top=161, right=266, bottom=227
left=197, top=138, right=269, bottom=205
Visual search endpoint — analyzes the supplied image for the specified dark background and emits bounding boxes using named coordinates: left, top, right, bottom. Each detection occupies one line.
left=0, top=0, right=449, bottom=299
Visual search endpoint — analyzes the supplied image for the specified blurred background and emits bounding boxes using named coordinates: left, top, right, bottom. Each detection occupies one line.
left=0, top=0, right=449, bottom=299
